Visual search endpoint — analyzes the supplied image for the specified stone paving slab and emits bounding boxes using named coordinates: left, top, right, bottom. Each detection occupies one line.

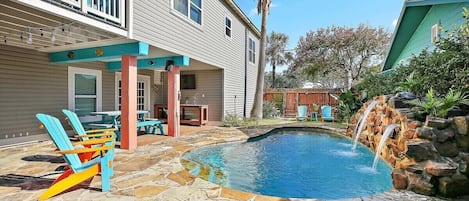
left=0, top=124, right=454, bottom=201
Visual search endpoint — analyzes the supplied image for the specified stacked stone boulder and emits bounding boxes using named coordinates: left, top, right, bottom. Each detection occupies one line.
left=345, top=94, right=469, bottom=198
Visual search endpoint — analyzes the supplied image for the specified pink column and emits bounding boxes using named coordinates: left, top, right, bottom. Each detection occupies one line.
left=120, top=55, right=138, bottom=150
left=167, top=66, right=180, bottom=137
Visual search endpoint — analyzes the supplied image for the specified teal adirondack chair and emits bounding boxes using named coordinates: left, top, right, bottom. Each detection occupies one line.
left=296, top=105, right=308, bottom=121
left=36, top=113, right=115, bottom=200
left=321, top=105, right=335, bottom=122
left=62, top=109, right=116, bottom=173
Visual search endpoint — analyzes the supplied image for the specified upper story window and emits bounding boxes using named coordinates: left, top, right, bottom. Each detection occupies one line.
left=173, top=0, right=202, bottom=24
left=225, top=16, right=232, bottom=38
left=248, top=37, right=256, bottom=64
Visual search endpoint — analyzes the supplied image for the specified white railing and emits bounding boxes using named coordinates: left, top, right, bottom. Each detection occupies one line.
left=59, top=0, right=126, bottom=27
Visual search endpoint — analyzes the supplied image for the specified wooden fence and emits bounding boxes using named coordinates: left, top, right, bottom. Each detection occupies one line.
left=263, top=88, right=341, bottom=117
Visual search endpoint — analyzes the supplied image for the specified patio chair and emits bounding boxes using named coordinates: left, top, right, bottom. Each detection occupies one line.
left=296, top=105, right=308, bottom=121
left=321, top=105, right=335, bottom=122
left=62, top=109, right=117, bottom=161
left=36, top=113, right=115, bottom=201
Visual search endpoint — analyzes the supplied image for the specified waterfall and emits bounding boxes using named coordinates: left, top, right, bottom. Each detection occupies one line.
left=352, top=101, right=378, bottom=150
left=372, top=124, right=398, bottom=170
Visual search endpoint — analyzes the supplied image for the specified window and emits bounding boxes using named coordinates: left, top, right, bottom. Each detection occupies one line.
left=173, top=0, right=202, bottom=24
left=431, top=23, right=440, bottom=43
left=225, top=16, right=232, bottom=38
left=68, top=67, right=102, bottom=118
left=115, top=73, right=150, bottom=111
left=181, top=74, right=196, bottom=89
left=248, top=38, right=256, bottom=64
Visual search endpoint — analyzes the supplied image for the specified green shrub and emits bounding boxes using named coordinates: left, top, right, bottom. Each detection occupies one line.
left=263, top=101, right=280, bottom=119
left=223, top=112, right=244, bottom=127
left=408, top=88, right=469, bottom=118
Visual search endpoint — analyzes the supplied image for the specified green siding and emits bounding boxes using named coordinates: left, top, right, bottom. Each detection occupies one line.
left=391, top=3, right=469, bottom=68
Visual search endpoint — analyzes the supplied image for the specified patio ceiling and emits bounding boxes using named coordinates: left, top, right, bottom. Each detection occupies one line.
left=0, top=0, right=127, bottom=53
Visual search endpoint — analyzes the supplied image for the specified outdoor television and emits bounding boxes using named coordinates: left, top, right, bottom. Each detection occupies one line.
left=181, top=74, right=196, bottom=89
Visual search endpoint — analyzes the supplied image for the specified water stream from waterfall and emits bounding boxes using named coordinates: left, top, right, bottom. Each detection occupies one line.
left=352, top=101, right=379, bottom=150
left=372, top=124, right=398, bottom=169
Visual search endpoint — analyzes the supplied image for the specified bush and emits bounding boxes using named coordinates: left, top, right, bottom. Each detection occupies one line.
left=223, top=112, right=244, bottom=127
left=408, top=88, right=469, bottom=118
left=263, top=101, right=280, bottom=119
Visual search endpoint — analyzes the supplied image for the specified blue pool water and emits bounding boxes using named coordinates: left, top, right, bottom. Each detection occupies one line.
left=182, top=129, right=392, bottom=199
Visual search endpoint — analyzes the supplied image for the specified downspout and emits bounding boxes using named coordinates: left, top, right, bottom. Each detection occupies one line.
left=243, top=27, right=248, bottom=117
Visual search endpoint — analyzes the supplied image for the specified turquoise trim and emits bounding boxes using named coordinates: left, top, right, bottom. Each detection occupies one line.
left=50, top=42, right=149, bottom=64
left=407, top=0, right=468, bottom=7
left=107, top=56, right=190, bottom=71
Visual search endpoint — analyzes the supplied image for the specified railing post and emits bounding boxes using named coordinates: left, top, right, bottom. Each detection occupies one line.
left=80, top=0, right=87, bottom=14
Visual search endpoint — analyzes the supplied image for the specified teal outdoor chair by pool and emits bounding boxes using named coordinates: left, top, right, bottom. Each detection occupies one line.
left=296, top=105, right=308, bottom=121
left=321, top=105, right=335, bottom=122
left=62, top=109, right=117, bottom=162
left=36, top=113, right=115, bottom=201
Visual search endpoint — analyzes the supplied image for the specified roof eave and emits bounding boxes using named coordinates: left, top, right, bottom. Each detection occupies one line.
left=224, top=0, right=261, bottom=38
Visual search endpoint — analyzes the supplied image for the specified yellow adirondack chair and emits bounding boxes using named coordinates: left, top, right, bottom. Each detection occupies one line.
left=36, top=113, right=115, bottom=200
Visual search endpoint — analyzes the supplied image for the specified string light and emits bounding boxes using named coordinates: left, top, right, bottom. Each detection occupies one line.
left=3, top=35, right=6, bottom=44
left=20, top=32, right=23, bottom=41
left=51, top=29, right=56, bottom=42
left=27, top=27, right=33, bottom=44
left=40, top=29, right=44, bottom=37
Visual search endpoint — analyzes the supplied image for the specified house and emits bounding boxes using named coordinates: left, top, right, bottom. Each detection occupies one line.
left=381, top=0, right=469, bottom=73
left=0, top=0, right=260, bottom=149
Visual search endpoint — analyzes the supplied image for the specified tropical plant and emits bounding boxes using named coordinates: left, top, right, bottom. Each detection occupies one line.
left=262, top=101, right=280, bottom=119
left=335, top=90, right=368, bottom=122
left=266, top=31, right=291, bottom=88
left=395, top=72, right=426, bottom=94
left=250, top=0, right=271, bottom=120
left=223, top=112, right=244, bottom=127
left=408, top=88, right=469, bottom=118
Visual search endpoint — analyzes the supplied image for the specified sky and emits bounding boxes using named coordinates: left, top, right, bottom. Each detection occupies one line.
left=233, top=0, right=404, bottom=72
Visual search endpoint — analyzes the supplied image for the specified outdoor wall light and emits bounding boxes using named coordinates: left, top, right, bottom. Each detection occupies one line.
left=165, top=60, right=174, bottom=71
left=148, top=60, right=155, bottom=65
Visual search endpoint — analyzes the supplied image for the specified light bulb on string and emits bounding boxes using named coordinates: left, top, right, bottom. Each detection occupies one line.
left=27, top=28, right=33, bottom=44
left=40, top=29, right=44, bottom=37
left=51, top=29, right=56, bottom=42
left=20, top=32, right=23, bottom=41
left=3, top=35, right=6, bottom=44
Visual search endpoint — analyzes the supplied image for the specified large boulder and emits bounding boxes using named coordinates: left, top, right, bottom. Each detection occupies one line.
left=417, top=127, right=435, bottom=140
left=406, top=140, right=439, bottom=162
left=425, top=161, right=457, bottom=177
left=453, top=116, right=469, bottom=135
left=425, top=116, right=449, bottom=129
left=438, top=174, right=469, bottom=198
left=407, top=172, right=435, bottom=195
left=391, top=169, right=408, bottom=189
left=456, top=134, right=469, bottom=152
left=436, top=128, right=455, bottom=143
left=434, top=141, right=459, bottom=157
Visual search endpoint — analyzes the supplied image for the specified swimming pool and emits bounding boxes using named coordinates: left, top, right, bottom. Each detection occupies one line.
left=182, top=128, right=392, bottom=199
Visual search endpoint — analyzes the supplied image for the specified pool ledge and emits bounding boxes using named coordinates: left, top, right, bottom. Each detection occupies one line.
left=0, top=124, right=449, bottom=201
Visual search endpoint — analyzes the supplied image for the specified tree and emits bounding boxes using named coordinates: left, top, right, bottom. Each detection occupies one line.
left=293, top=24, right=390, bottom=90
left=250, top=0, right=271, bottom=120
left=264, top=70, right=302, bottom=88
left=266, top=31, right=291, bottom=88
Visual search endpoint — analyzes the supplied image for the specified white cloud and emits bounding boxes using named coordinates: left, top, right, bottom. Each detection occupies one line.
left=392, top=19, right=398, bottom=27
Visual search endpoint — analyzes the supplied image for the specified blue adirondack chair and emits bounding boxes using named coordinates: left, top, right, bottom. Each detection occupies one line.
left=62, top=109, right=116, bottom=171
left=321, top=105, right=335, bottom=122
left=296, top=105, right=308, bottom=121
left=36, top=113, right=115, bottom=201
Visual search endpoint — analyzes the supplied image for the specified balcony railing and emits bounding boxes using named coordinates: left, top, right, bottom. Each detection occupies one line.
left=59, top=0, right=126, bottom=27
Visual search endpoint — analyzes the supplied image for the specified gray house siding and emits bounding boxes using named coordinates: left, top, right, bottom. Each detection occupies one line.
left=132, top=0, right=260, bottom=119
left=159, top=69, right=223, bottom=122
left=0, top=45, right=117, bottom=142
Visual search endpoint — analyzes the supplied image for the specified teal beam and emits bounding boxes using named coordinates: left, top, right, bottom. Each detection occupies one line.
left=107, top=56, right=190, bottom=71
left=50, top=42, right=149, bottom=64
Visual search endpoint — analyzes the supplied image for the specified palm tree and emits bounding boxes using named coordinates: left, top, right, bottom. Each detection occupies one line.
left=250, top=0, right=271, bottom=120
left=266, top=31, right=290, bottom=88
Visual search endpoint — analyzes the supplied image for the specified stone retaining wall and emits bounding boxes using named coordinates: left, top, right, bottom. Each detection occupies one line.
left=345, top=95, right=469, bottom=198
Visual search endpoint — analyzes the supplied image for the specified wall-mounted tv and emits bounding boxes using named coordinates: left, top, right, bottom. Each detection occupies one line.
left=181, top=74, right=196, bottom=89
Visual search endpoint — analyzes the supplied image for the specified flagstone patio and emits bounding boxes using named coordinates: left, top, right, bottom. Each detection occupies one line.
left=0, top=123, right=452, bottom=201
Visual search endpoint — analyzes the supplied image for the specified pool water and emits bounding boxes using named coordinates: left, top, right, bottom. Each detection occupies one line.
left=182, top=129, right=392, bottom=199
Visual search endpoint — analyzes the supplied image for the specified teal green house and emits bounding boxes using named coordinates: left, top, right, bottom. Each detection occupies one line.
left=381, top=0, right=469, bottom=73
